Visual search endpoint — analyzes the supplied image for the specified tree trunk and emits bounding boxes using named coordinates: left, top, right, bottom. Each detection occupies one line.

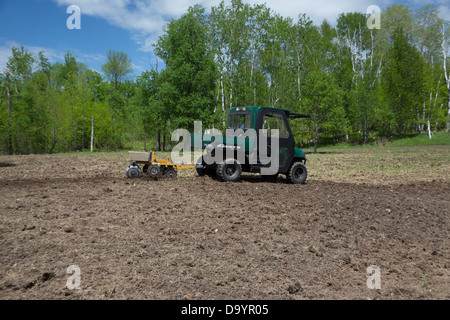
left=447, top=87, right=450, bottom=133
left=363, top=116, right=368, bottom=144
left=417, top=107, right=421, bottom=133
left=229, top=49, right=233, bottom=111
left=157, top=132, right=161, bottom=151
left=251, top=51, right=256, bottom=105
left=427, top=120, right=432, bottom=139
left=221, top=74, right=226, bottom=129
left=144, top=132, right=147, bottom=152
left=110, top=116, right=114, bottom=149
left=90, top=115, right=94, bottom=152
left=81, top=103, right=85, bottom=150
left=441, top=23, right=450, bottom=132
left=297, top=60, right=301, bottom=110
left=314, top=123, right=319, bottom=154
left=214, top=85, right=218, bottom=113
left=6, top=74, right=13, bottom=155
left=50, top=99, right=56, bottom=153
left=163, top=133, right=166, bottom=151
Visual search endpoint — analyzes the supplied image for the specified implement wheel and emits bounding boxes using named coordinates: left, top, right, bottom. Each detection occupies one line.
left=126, top=166, right=141, bottom=179
left=148, top=165, right=161, bottom=177
left=164, top=168, right=178, bottom=179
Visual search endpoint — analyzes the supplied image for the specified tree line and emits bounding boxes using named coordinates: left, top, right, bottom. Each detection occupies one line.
left=1, top=1, right=449, bottom=154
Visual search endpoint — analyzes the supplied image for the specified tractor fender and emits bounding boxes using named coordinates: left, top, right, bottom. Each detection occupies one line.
left=293, top=147, right=306, bottom=159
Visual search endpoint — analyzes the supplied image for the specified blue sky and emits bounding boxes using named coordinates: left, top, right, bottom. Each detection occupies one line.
left=0, top=0, right=449, bottom=79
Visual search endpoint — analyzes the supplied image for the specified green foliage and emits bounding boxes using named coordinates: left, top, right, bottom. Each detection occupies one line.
left=1, top=2, right=449, bottom=154
left=382, top=27, right=425, bottom=136
left=101, top=50, right=133, bottom=89
left=131, top=70, right=164, bottom=150
left=5, top=45, right=35, bottom=83
left=302, top=70, right=346, bottom=151
left=0, top=46, right=122, bottom=154
left=155, top=4, right=217, bottom=131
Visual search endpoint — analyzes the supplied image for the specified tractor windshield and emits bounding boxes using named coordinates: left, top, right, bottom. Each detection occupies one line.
left=228, top=113, right=252, bottom=130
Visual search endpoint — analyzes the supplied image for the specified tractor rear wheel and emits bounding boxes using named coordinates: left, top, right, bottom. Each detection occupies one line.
left=216, top=159, right=241, bottom=182
left=287, top=162, right=307, bottom=184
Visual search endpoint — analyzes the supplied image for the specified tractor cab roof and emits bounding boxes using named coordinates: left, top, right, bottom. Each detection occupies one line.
left=229, top=106, right=310, bottom=119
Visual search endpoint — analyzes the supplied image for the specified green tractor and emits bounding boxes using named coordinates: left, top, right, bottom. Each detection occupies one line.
left=194, top=106, right=310, bottom=184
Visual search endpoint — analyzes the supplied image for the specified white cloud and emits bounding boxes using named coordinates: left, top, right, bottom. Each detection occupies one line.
left=54, top=0, right=186, bottom=52
left=55, top=0, right=446, bottom=53
left=3, top=1, right=448, bottom=74
left=0, top=46, right=13, bottom=73
left=248, top=0, right=376, bottom=24
left=53, top=0, right=375, bottom=52
left=256, top=0, right=449, bottom=23
left=77, top=52, right=106, bottom=63
left=54, top=0, right=229, bottom=53
left=50, top=0, right=450, bottom=56
left=437, top=4, right=450, bottom=21
left=54, top=0, right=450, bottom=29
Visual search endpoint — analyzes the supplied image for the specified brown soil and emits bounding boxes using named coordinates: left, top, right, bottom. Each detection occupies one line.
left=0, top=153, right=449, bottom=300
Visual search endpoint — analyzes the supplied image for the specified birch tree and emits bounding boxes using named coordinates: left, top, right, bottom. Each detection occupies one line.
left=440, top=21, right=450, bottom=132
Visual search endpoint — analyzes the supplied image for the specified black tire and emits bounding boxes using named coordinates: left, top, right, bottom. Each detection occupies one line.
left=148, top=165, right=160, bottom=177
left=164, top=168, right=178, bottom=179
left=196, top=156, right=206, bottom=176
left=205, top=166, right=217, bottom=178
left=287, top=162, right=307, bottom=184
left=126, top=167, right=141, bottom=179
left=216, top=159, right=242, bottom=182
left=196, top=167, right=206, bottom=176
left=196, top=156, right=216, bottom=177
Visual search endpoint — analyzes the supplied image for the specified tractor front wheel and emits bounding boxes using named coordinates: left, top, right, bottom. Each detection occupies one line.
left=196, top=156, right=207, bottom=176
left=217, top=159, right=242, bottom=182
left=287, top=162, right=307, bottom=184
left=196, top=156, right=217, bottom=178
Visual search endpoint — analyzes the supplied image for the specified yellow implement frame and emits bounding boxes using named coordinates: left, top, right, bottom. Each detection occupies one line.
left=126, top=151, right=194, bottom=179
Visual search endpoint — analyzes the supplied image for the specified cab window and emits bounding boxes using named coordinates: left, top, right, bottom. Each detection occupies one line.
left=262, top=113, right=289, bottom=138
left=229, top=113, right=252, bottom=129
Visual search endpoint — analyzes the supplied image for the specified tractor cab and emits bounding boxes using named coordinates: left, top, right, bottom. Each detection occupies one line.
left=196, top=106, right=310, bottom=184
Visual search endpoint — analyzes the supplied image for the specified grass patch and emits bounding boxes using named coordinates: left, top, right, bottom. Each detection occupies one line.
left=301, top=132, right=450, bottom=152
left=305, top=146, right=449, bottom=184
left=384, top=132, right=450, bottom=147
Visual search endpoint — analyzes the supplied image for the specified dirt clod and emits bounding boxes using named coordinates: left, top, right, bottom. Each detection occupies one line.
left=287, top=282, right=303, bottom=294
